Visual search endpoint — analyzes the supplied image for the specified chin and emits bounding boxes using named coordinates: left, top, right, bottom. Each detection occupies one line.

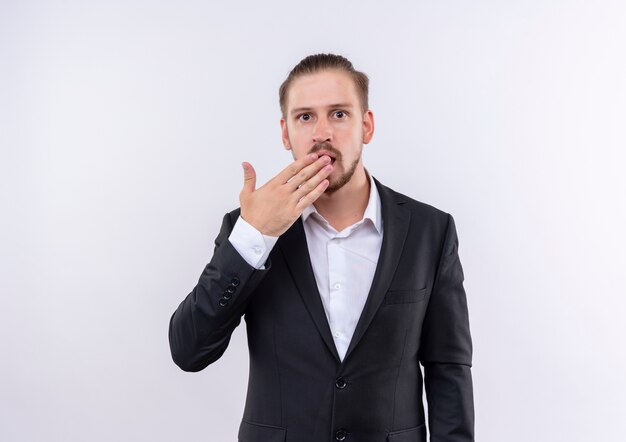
left=326, top=156, right=360, bottom=194
left=325, top=175, right=349, bottom=194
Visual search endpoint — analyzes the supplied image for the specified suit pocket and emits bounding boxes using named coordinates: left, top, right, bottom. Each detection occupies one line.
left=238, top=419, right=286, bottom=442
left=387, top=423, right=426, bottom=441
left=383, top=288, right=427, bottom=305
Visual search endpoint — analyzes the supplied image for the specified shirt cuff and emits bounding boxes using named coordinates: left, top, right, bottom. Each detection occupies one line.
left=228, top=215, right=279, bottom=270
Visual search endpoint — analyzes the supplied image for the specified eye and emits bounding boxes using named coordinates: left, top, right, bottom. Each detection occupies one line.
left=333, top=111, right=346, bottom=119
left=298, top=113, right=312, bottom=122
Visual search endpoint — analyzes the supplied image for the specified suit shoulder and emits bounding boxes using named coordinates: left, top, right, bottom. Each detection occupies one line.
left=378, top=180, right=452, bottom=227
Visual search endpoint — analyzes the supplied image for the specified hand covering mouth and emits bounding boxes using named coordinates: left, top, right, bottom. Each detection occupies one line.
left=317, top=151, right=337, bottom=164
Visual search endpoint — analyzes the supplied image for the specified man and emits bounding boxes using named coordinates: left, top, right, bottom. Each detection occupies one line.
left=169, top=53, right=474, bottom=442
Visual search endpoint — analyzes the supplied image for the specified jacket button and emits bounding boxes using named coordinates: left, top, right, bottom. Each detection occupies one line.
left=335, top=377, right=347, bottom=389
left=218, top=298, right=229, bottom=307
left=335, top=429, right=347, bottom=441
left=225, top=285, right=236, bottom=294
left=222, top=292, right=232, bottom=300
left=230, top=277, right=240, bottom=286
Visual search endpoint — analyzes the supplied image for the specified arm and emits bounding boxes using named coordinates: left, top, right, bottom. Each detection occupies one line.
left=228, top=214, right=280, bottom=271
left=420, top=214, right=474, bottom=441
left=169, top=153, right=334, bottom=372
left=168, top=211, right=273, bottom=372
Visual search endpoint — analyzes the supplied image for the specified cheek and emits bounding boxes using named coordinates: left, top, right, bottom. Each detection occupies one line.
left=342, top=128, right=363, bottom=147
left=290, top=145, right=309, bottom=160
left=289, top=127, right=311, bottom=143
left=338, top=122, right=362, bottom=138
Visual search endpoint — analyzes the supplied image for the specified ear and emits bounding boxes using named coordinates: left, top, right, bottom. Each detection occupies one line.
left=280, top=118, right=292, bottom=151
left=362, top=110, right=375, bottom=144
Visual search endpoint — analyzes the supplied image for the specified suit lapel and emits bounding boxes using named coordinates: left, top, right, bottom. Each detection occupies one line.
left=279, top=217, right=341, bottom=362
left=342, top=177, right=410, bottom=362
left=278, top=176, right=411, bottom=365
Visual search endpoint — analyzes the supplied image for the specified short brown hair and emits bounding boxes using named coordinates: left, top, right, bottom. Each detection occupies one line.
left=279, top=53, right=369, bottom=118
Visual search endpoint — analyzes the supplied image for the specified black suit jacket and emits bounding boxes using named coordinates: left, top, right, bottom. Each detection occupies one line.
left=169, top=176, right=474, bottom=442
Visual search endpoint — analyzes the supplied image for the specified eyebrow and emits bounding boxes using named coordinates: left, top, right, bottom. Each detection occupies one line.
left=290, top=103, right=354, bottom=116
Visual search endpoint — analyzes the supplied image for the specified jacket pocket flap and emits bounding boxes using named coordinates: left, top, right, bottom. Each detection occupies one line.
left=384, top=288, right=427, bottom=304
left=387, top=423, right=426, bottom=441
left=238, top=419, right=286, bottom=442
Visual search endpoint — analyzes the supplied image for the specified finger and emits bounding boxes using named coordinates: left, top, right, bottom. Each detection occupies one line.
left=295, top=179, right=330, bottom=212
left=274, top=153, right=320, bottom=185
left=285, top=154, right=333, bottom=192
left=292, top=161, right=333, bottom=200
left=241, top=162, right=256, bottom=194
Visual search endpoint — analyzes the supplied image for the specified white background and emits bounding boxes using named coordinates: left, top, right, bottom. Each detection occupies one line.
left=2, top=1, right=625, bottom=441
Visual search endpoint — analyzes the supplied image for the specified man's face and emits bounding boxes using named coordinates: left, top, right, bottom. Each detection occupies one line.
left=280, top=69, right=374, bottom=194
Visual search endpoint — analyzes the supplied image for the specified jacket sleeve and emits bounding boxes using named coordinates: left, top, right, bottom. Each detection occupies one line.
left=420, top=214, right=474, bottom=441
left=168, top=211, right=273, bottom=372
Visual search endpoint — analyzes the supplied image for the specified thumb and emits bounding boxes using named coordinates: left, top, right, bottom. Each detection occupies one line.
left=241, top=162, right=256, bottom=194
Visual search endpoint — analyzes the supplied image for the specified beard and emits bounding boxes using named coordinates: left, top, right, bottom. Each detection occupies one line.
left=325, top=153, right=360, bottom=194
left=309, top=141, right=361, bottom=195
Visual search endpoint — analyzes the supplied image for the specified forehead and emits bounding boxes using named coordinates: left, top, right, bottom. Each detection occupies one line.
left=287, top=70, right=359, bottom=112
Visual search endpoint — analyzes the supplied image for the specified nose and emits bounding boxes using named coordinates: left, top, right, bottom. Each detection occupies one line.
left=312, top=116, right=332, bottom=143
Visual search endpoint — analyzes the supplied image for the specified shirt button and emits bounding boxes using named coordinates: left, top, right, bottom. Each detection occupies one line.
left=253, top=246, right=262, bottom=254
left=334, top=283, right=341, bottom=290
left=333, top=331, right=340, bottom=338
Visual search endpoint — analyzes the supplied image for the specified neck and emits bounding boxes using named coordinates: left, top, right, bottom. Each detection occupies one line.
left=312, top=164, right=371, bottom=232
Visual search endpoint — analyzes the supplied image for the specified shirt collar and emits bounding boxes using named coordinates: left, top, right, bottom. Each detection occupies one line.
left=301, top=167, right=382, bottom=235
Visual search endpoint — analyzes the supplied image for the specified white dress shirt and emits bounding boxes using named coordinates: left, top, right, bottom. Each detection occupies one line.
left=227, top=169, right=383, bottom=361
